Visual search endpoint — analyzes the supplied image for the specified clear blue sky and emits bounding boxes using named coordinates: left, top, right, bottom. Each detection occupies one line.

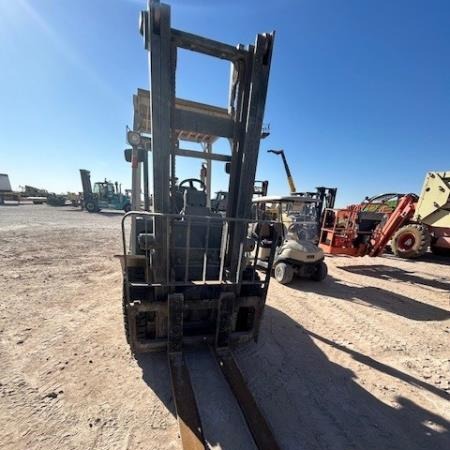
left=1, top=0, right=449, bottom=206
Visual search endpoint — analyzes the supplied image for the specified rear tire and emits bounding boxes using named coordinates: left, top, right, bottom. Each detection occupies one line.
left=122, top=284, right=130, bottom=345
left=124, top=203, right=131, bottom=213
left=85, top=200, right=98, bottom=213
left=391, top=224, right=430, bottom=259
left=311, top=261, right=328, bottom=281
left=274, top=262, right=294, bottom=285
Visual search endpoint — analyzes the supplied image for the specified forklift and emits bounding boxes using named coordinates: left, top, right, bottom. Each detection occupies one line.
left=118, top=2, right=280, bottom=449
left=211, top=180, right=269, bottom=213
left=79, top=169, right=131, bottom=213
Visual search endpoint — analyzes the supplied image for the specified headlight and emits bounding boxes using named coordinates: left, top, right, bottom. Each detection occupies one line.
left=127, top=130, right=141, bottom=146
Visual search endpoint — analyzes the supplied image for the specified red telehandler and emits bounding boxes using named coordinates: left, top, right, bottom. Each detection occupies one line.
left=319, top=171, right=450, bottom=259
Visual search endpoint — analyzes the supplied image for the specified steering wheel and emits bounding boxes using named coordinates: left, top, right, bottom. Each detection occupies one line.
left=179, top=178, right=206, bottom=191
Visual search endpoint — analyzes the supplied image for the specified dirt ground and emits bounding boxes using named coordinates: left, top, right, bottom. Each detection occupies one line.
left=1, top=204, right=449, bottom=450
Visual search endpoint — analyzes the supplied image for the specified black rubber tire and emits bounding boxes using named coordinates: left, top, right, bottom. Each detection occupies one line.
left=391, top=224, right=430, bottom=259
left=274, top=262, right=294, bottom=285
left=311, top=261, right=328, bottom=281
left=122, top=283, right=131, bottom=346
left=85, top=200, right=98, bottom=213
left=124, top=203, right=131, bottom=213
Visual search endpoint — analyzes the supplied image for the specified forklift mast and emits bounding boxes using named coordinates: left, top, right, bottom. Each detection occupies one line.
left=79, top=169, right=92, bottom=196
left=254, top=180, right=269, bottom=197
left=316, top=186, right=337, bottom=218
left=127, top=0, right=275, bottom=274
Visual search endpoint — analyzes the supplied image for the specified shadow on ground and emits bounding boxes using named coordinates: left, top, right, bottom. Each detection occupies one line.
left=289, top=275, right=450, bottom=321
left=339, top=264, right=450, bottom=291
left=134, top=305, right=450, bottom=450
left=237, top=305, right=450, bottom=450
left=383, top=252, right=450, bottom=266
left=64, top=208, right=124, bottom=216
left=135, top=352, right=176, bottom=416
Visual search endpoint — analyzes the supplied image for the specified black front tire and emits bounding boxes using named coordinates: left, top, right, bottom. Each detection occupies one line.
left=85, top=200, right=98, bottom=213
left=122, top=284, right=130, bottom=345
left=311, top=261, right=328, bottom=281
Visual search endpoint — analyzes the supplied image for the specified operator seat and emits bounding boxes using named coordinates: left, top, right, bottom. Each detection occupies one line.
left=173, top=183, right=222, bottom=281
left=182, top=188, right=209, bottom=216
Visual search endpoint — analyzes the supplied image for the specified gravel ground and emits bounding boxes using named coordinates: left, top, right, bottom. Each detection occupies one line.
left=1, top=204, right=449, bottom=450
